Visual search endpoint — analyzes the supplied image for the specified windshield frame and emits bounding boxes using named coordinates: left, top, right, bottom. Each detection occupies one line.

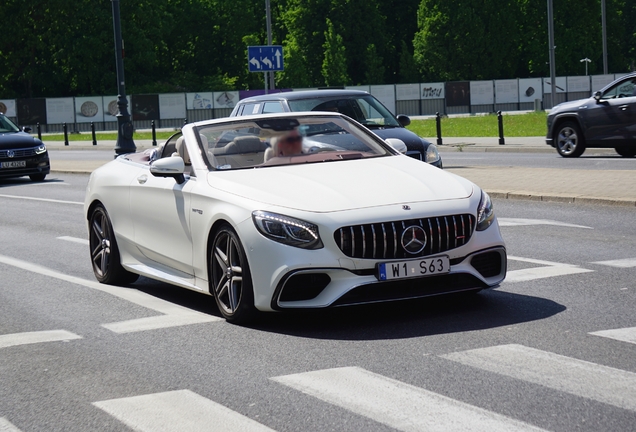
left=0, top=114, right=21, bottom=133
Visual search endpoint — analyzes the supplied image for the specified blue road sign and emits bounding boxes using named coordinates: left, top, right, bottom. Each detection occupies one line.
left=248, top=45, right=284, bottom=72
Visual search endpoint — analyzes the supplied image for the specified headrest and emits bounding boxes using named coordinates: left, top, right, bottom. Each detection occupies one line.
left=229, top=136, right=264, bottom=154
left=175, top=136, right=190, bottom=165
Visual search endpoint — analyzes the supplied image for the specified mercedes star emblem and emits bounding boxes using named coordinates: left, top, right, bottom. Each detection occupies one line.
left=401, top=225, right=427, bottom=254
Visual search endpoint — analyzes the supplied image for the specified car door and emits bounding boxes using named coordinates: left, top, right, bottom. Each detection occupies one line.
left=584, top=77, right=636, bottom=145
left=129, top=167, right=195, bottom=277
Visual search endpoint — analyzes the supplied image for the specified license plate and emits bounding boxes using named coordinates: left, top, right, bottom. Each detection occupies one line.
left=1, top=160, right=26, bottom=168
left=377, top=255, right=450, bottom=281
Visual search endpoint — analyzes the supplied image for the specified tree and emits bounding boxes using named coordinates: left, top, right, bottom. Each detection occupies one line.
left=321, top=18, right=349, bottom=86
left=364, top=44, right=385, bottom=85
left=398, top=41, right=420, bottom=83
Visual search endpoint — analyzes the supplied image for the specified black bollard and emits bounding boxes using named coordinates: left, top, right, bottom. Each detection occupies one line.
left=63, top=123, right=69, bottom=146
left=152, top=120, right=157, bottom=146
left=497, top=111, right=505, bottom=145
left=91, top=122, right=97, bottom=145
left=435, top=112, right=443, bottom=146
left=37, top=123, right=42, bottom=140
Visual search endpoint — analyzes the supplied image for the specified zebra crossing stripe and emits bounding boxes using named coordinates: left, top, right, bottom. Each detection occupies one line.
left=0, top=330, right=81, bottom=350
left=93, top=389, right=275, bottom=432
left=0, top=417, right=23, bottom=432
left=442, top=344, right=636, bottom=411
left=505, top=256, right=593, bottom=283
left=590, top=327, right=636, bottom=345
left=272, top=367, right=547, bottom=432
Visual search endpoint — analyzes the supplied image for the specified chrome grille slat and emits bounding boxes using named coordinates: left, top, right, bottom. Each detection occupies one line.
left=0, top=148, right=37, bottom=158
left=335, top=214, right=475, bottom=259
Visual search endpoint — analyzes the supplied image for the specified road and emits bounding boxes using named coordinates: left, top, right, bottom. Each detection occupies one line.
left=1, top=172, right=635, bottom=431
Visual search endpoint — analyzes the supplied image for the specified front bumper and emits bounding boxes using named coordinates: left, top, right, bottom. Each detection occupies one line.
left=0, top=152, right=50, bottom=179
left=270, top=246, right=506, bottom=310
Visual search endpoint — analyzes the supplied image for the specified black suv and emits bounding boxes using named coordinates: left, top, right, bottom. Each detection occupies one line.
left=546, top=72, right=636, bottom=157
left=230, top=90, right=442, bottom=168
left=0, top=113, right=50, bottom=181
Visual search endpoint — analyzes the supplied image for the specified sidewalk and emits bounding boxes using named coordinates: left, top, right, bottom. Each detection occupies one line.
left=44, top=137, right=636, bottom=207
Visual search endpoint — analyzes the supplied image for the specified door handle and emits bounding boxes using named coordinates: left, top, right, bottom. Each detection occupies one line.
left=137, top=174, right=148, bottom=184
left=619, top=105, right=629, bottom=111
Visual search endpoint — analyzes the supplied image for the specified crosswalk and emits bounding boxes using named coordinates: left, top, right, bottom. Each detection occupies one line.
left=3, top=329, right=633, bottom=432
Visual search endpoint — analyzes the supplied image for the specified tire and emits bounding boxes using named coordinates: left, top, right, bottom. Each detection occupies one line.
left=210, top=224, right=256, bottom=324
left=29, top=173, right=46, bottom=182
left=555, top=121, right=586, bottom=157
left=615, top=147, right=636, bottom=157
left=89, top=205, right=139, bottom=285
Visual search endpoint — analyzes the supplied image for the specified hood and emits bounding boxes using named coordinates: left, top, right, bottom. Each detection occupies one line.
left=0, top=132, right=44, bottom=150
left=550, top=97, right=593, bottom=115
left=208, top=155, right=473, bottom=212
left=370, top=127, right=429, bottom=150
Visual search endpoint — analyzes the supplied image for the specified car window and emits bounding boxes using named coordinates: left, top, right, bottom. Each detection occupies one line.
left=0, top=115, right=20, bottom=133
left=602, top=78, right=636, bottom=99
left=237, top=103, right=261, bottom=116
left=287, top=95, right=400, bottom=128
left=196, top=115, right=392, bottom=171
left=262, top=102, right=284, bottom=114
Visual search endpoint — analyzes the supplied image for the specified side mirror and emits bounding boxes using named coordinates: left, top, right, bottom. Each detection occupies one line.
left=385, top=138, right=408, bottom=154
left=396, top=114, right=411, bottom=127
left=22, top=126, right=32, bottom=133
left=150, top=156, right=186, bottom=184
left=593, top=91, right=602, bottom=101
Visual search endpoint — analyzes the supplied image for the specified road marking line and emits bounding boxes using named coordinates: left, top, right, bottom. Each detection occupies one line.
left=0, top=193, right=82, bottom=205
left=0, top=330, right=81, bottom=350
left=442, top=344, right=636, bottom=411
left=272, top=367, right=546, bottom=432
left=590, top=327, right=636, bottom=345
left=0, top=254, right=221, bottom=333
left=0, top=417, right=23, bottom=432
left=498, top=218, right=592, bottom=229
left=57, top=236, right=89, bottom=245
left=505, top=256, right=593, bottom=283
left=93, top=389, right=275, bottom=432
left=590, top=258, right=636, bottom=268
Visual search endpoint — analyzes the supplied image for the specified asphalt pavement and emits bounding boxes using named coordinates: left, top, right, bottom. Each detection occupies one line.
left=44, top=136, right=636, bottom=207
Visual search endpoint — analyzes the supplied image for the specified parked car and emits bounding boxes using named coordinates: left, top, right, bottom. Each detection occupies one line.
left=84, top=112, right=505, bottom=324
left=0, top=113, right=50, bottom=181
left=546, top=72, right=636, bottom=158
left=230, top=89, right=443, bottom=168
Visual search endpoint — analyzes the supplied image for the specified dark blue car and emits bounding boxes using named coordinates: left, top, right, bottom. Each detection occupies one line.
left=0, top=113, right=50, bottom=181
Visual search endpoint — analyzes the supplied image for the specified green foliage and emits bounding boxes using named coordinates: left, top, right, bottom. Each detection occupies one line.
left=321, top=18, right=349, bottom=86
left=0, top=0, right=634, bottom=98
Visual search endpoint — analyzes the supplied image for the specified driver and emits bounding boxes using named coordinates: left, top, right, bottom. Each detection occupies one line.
left=265, top=128, right=304, bottom=160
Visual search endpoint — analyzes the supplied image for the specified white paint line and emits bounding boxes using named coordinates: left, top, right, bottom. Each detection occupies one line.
left=272, top=367, right=546, bottom=432
left=0, top=254, right=221, bottom=333
left=0, top=417, right=23, bottom=432
left=0, top=330, right=81, bottom=350
left=498, top=218, right=592, bottom=229
left=57, top=236, right=89, bottom=245
left=0, top=193, right=82, bottom=205
left=442, top=344, right=636, bottom=412
left=590, top=258, right=636, bottom=268
left=93, top=389, right=276, bottom=432
left=505, top=256, right=593, bottom=283
left=590, top=327, right=636, bottom=345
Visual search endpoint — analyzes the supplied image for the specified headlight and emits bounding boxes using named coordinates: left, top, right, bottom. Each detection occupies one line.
left=35, top=144, right=47, bottom=154
left=252, top=211, right=323, bottom=249
left=476, top=190, right=495, bottom=231
left=425, top=143, right=440, bottom=164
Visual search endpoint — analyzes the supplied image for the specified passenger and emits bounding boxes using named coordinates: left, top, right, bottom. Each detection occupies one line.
left=266, top=129, right=303, bottom=160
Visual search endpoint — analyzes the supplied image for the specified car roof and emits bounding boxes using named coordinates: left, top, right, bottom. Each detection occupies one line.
left=236, top=89, right=371, bottom=104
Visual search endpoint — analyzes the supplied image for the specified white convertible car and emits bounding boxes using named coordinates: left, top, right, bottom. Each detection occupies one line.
left=85, top=112, right=506, bottom=323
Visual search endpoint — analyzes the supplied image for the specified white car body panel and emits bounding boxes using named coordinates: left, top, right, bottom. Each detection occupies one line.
left=85, top=113, right=506, bottom=316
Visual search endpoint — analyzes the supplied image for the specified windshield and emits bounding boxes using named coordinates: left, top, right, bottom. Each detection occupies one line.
left=0, top=115, right=20, bottom=133
left=288, top=95, right=401, bottom=128
left=196, top=115, right=393, bottom=171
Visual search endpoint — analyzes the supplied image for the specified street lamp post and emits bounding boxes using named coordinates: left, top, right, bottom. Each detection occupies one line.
left=111, top=0, right=136, bottom=155
left=580, top=57, right=591, bottom=75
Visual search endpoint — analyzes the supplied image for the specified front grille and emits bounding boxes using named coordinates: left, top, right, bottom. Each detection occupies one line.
left=0, top=148, right=38, bottom=158
left=334, top=214, right=475, bottom=259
